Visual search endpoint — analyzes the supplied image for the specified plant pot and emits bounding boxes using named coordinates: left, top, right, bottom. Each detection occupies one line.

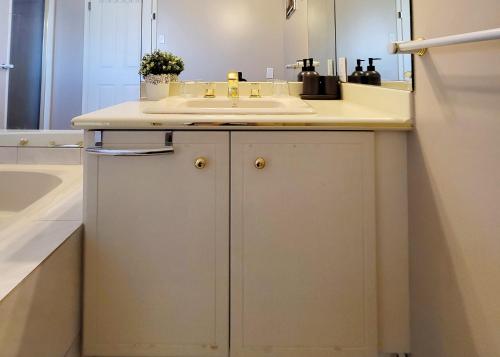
left=144, top=74, right=179, bottom=101
left=145, top=82, right=170, bottom=101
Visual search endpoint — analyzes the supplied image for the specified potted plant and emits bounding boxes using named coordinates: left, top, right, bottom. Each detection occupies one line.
left=140, top=50, right=185, bottom=100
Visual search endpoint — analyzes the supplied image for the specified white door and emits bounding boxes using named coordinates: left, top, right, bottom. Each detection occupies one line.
left=82, top=0, right=142, bottom=114
left=231, top=132, right=377, bottom=357
left=0, top=0, right=12, bottom=129
left=83, top=131, right=230, bottom=357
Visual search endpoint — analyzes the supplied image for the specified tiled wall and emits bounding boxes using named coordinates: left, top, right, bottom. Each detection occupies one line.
left=0, top=147, right=82, bottom=165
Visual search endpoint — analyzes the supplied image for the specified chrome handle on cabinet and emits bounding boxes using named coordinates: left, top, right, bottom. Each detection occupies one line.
left=86, top=147, right=174, bottom=156
left=0, top=64, right=14, bottom=70
left=49, top=140, right=83, bottom=148
left=254, top=157, right=266, bottom=170
left=53, top=144, right=83, bottom=148
left=86, top=131, right=174, bottom=156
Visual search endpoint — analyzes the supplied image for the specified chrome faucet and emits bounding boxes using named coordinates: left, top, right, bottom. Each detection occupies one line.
left=227, top=71, right=239, bottom=99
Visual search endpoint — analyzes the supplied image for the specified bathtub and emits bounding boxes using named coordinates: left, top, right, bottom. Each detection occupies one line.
left=0, top=165, right=82, bottom=300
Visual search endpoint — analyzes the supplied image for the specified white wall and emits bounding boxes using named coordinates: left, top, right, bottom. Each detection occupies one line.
left=409, top=0, right=500, bottom=356
left=156, top=0, right=286, bottom=81
left=335, top=0, right=400, bottom=80
left=308, top=0, right=336, bottom=76
left=284, top=0, right=309, bottom=81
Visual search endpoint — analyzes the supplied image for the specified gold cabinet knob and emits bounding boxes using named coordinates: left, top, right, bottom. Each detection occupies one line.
left=19, top=138, right=29, bottom=146
left=254, top=157, right=266, bottom=170
left=194, top=157, right=208, bottom=169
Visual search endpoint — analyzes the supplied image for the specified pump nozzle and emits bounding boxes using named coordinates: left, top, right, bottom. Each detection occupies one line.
left=302, top=59, right=308, bottom=69
left=308, top=58, right=317, bottom=71
left=355, top=59, right=365, bottom=71
left=367, top=58, right=381, bottom=71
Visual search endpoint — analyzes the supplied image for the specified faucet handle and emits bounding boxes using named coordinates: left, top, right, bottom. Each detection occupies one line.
left=203, top=82, right=216, bottom=98
left=227, top=71, right=239, bottom=81
left=249, top=83, right=262, bottom=98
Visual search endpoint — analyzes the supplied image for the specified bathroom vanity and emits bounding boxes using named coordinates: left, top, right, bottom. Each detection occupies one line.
left=74, top=83, right=412, bottom=357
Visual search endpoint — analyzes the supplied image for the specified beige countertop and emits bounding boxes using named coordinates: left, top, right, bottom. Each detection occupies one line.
left=72, top=83, right=413, bottom=131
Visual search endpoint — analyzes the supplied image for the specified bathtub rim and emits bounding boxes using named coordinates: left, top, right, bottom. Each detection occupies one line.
left=0, top=164, right=83, bottom=301
left=0, top=165, right=82, bottom=227
left=0, top=130, right=83, bottom=147
left=0, top=171, right=64, bottom=215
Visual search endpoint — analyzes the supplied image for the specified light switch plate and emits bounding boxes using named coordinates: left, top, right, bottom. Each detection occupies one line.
left=266, top=67, right=274, bottom=80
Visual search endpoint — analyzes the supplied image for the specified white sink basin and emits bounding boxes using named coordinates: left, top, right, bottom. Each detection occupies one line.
left=142, top=96, right=316, bottom=115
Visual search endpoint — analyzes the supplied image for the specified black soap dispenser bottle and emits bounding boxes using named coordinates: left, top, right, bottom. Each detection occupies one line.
left=348, top=59, right=365, bottom=84
left=297, top=59, right=309, bottom=82
left=364, top=58, right=382, bottom=86
left=301, top=58, right=321, bottom=95
left=303, top=58, right=319, bottom=78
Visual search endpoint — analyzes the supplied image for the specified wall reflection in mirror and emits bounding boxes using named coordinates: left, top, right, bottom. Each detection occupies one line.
left=1, top=0, right=85, bottom=130
left=331, top=0, right=413, bottom=88
left=153, top=0, right=412, bottom=87
left=0, top=0, right=412, bottom=130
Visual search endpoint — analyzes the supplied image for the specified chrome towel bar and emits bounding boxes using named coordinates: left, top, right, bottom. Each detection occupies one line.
left=390, top=28, right=500, bottom=56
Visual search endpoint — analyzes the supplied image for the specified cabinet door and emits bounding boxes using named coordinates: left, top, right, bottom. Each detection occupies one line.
left=83, top=131, right=229, bottom=357
left=231, top=132, right=377, bottom=357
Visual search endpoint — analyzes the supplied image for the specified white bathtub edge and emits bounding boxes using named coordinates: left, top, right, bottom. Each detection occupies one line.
left=0, top=130, right=83, bottom=147
left=0, top=165, right=83, bottom=301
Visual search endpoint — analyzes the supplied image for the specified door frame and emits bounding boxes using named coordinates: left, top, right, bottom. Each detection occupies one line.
left=395, top=0, right=412, bottom=80
left=81, top=0, right=90, bottom=113
left=81, top=0, right=157, bottom=114
left=142, top=0, right=158, bottom=56
left=0, top=0, right=55, bottom=129
left=0, top=0, right=13, bottom=129
left=40, top=0, right=56, bottom=129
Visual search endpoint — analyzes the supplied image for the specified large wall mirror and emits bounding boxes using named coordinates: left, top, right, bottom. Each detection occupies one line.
left=0, top=0, right=412, bottom=131
left=152, top=0, right=413, bottom=85
left=319, top=0, right=413, bottom=84
left=1, top=0, right=87, bottom=130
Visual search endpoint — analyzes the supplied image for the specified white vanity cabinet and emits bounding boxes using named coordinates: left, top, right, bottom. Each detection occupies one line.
left=230, top=132, right=377, bottom=357
left=83, top=130, right=409, bottom=357
left=83, top=131, right=230, bottom=357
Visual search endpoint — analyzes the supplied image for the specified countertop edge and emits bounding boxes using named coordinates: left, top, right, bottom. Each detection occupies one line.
left=72, top=120, right=413, bottom=131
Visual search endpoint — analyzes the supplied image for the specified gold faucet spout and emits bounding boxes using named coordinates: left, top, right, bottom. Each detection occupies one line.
left=227, top=71, right=239, bottom=99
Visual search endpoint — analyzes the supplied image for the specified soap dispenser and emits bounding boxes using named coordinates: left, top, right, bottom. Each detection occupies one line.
left=303, top=58, right=319, bottom=78
left=301, top=58, right=320, bottom=94
left=348, top=59, right=365, bottom=84
left=364, top=58, right=382, bottom=86
left=309, top=58, right=318, bottom=71
left=238, top=72, right=247, bottom=82
left=297, top=59, right=308, bottom=82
